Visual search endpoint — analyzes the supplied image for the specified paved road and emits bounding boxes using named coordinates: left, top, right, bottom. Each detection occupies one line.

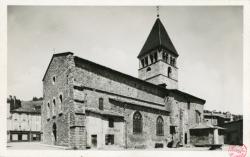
left=7, top=142, right=66, bottom=150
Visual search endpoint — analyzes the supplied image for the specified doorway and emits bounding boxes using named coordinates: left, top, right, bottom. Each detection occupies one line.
left=91, top=135, right=97, bottom=148
left=184, top=133, right=188, bottom=145
left=18, top=134, right=22, bottom=141
left=52, top=123, right=57, bottom=144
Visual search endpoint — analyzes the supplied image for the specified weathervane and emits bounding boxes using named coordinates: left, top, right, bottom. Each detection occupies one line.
left=157, top=6, right=160, bottom=18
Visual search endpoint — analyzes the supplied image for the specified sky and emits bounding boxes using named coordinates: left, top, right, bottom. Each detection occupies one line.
left=7, top=6, right=243, bottom=114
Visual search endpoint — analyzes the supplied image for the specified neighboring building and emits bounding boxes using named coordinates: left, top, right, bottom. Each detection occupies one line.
left=42, top=17, right=207, bottom=149
left=7, top=96, right=42, bottom=142
left=189, top=123, right=224, bottom=146
left=203, top=110, right=243, bottom=145
left=220, top=119, right=243, bottom=145
left=204, top=110, right=231, bottom=126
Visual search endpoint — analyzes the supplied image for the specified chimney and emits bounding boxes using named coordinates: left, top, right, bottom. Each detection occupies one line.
left=13, top=96, right=17, bottom=109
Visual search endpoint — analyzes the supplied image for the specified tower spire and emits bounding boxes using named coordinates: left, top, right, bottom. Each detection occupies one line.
left=156, top=6, right=160, bottom=18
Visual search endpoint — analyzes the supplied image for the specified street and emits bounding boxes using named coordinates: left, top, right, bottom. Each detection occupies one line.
left=7, top=142, right=67, bottom=150
left=7, top=142, right=231, bottom=151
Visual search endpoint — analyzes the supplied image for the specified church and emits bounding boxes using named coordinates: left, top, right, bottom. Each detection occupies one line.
left=41, top=15, right=206, bottom=149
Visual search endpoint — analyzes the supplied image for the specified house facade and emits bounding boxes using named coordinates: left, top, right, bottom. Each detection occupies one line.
left=42, top=17, right=206, bottom=149
left=7, top=97, right=42, bottom=142
left=220, top=119, right=243, bottom=145
left=204, top=110, right=231, bottom=126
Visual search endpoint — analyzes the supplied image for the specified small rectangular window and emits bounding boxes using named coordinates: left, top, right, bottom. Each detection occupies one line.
left=91, top=135, right=97, bottom=147
left=195, top=111, right=201, bottom=124
left=99, top=98, right=103, bottom=110
left=108, top=118, right=114, bottom=128
left=105, top=134, right=114, bottom=145
left=170, top=126, right=176, bottom=134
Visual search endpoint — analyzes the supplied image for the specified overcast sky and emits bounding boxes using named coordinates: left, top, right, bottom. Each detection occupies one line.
left=7, top=6, right=243, bottom=114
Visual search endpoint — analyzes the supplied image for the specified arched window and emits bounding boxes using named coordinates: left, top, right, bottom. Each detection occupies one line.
left=150, top=54, right=154, bottom=64
left=59, top=94, right=63, bottom=113
left=59, top=95, right=63, bottom=103
left=156, top=116, right=164, bottom=136
left=133, top=111, right=142, bottom=134
left=52, top=76, right=56, bottom=84
left=53, top=99, right=56, bottom=116
left=141, top=59, right=145, bottom=68
left=168, top=67, right=172, bottom=78
left=47, top=103, right=50, bottom=119
left=154, top=52, right=158, bottom=62
left=145, top=56, right=148, bottom=66
left=52, top=123, right=57, bottom=142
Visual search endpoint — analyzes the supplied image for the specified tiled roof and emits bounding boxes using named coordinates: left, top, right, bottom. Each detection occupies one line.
left=190, top=123, right=225, bottom=130
left=11, top=100, right=42, bottom=114
left=204, top=113, right=231, bottom=119
left=74, top=56, right=205, bottom=104
left=138, top=18, right=178, bottom=58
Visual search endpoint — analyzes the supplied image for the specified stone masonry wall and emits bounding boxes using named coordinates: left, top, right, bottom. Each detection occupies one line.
left=42, top=53, right=205, bottom=149
left=42, top=54, right=75, bottom=147
left=167, top=93, right=204, bottom=145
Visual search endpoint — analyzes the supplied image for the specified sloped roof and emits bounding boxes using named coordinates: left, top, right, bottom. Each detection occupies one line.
left=74, top=55, right=205, bottom=104
left=204, top=113, right=231, bottom=119
left=42, top=52, right=73, bottom=81
left=138, top=18, right=178, bottom=58
left=190, top=123, right=225, bottom=130
left=11, top=100, right=42, bottom=114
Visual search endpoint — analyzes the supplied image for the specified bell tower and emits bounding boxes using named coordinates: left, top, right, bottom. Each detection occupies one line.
left=138, top=13, right=179, bottom=89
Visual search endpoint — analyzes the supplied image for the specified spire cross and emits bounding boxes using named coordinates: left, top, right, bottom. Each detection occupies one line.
left=156, top=6, right=160, bottom=18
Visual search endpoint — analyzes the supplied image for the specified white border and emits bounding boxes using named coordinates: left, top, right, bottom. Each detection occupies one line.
left=1, top=0, right=250, bottom=157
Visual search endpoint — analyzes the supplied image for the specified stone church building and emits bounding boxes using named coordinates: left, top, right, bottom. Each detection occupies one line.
left=42, top=17, right=206, bottom=149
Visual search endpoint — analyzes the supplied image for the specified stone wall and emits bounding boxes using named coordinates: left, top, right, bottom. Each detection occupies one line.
left=167, top=93, right=204, bottom=145
left=42, top=53, right=205, bottom=149
left=42, top=53, right=75, bottom=147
